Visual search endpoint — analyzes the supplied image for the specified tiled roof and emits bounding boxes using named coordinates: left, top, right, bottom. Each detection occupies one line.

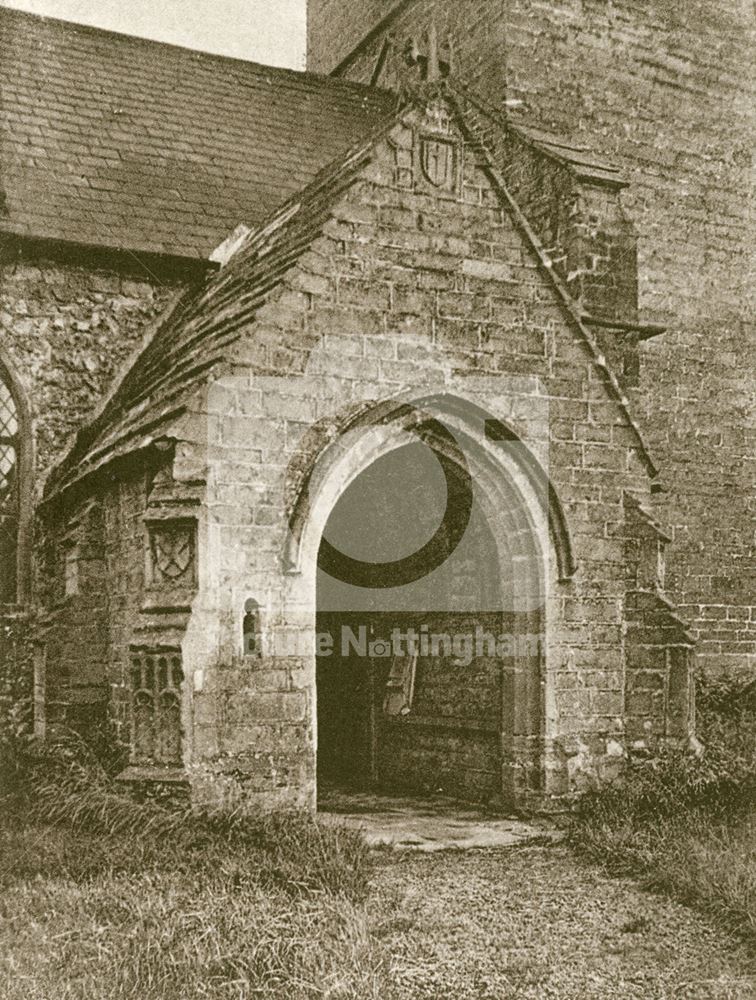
left=0, top=8, right=396, bottom=260
left=45, top=120, right=391, bottom=497
left=511, top=123, right=628, bottom=188
left=451, top=88, right=628, bottom=189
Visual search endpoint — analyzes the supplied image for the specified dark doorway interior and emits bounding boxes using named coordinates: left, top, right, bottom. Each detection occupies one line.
left=316, top=442, right=515, bottom=806
left=316, top=611, right=377, bottom=790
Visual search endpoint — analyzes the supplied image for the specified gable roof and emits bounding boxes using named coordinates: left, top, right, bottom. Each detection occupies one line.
left=0, top=8, right=396, bottom=261
left=45, top=90, right=657, bottom=499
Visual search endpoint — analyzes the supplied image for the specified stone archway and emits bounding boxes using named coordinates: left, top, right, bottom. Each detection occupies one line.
left=283, top=393, right=570, bottom=811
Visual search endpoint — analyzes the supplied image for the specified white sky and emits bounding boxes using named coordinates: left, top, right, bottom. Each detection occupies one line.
left=0, top=0, right=307, bottom=68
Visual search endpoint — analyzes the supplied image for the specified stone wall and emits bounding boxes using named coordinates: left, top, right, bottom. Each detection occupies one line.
left=156, top=107, right=688, bottom=811
left=0, top=252, right=179, bottom=478
left=0, top=614, right=33, bottom=743
left=307, top=0, right=756, bottom=680
left=39, top=444, right=204, bottom=783
left=0, top=246, right=184, bottom=737
left=42, top=105, right=695, bottom=812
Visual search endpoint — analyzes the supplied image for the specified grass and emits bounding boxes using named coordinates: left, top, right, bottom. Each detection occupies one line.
left=569, top=676, right=756, bottom=949
left=370, top=846, right=756, bottom=1000
left=572, top=806, right=756, bottom=944
left=0, top=748, right=393, bottom=1000
left=1, top=679, right=754, bottom=997
left=0, top=830, right=390, bottom=999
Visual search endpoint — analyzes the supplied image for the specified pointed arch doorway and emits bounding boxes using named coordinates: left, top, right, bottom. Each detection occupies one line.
left=314, top=420, right=544, bottom=809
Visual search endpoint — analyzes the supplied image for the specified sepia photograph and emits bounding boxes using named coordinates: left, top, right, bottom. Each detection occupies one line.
left=0, top=0, right=754, bottom=996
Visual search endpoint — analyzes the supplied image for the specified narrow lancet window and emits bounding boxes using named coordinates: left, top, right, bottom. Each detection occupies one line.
left=243, top=598, right=261, bottom=656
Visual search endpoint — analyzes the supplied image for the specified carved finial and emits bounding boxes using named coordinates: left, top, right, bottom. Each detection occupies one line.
left=404, top=22, right=451, bottom=82
left=426, top=22, right=440, bottom=82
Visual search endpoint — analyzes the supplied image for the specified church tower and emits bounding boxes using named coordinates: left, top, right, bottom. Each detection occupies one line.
left=307, top=0, right=756, bottom=683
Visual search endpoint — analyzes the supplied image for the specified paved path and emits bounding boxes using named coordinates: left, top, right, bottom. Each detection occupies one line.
left=369, top=847, right=756, bottom=1000
left=319, top=791, right=562, bottom=850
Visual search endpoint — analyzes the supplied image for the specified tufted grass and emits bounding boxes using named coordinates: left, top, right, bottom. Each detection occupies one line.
left=570, top=676, right=756, bottom=948
left=0, top=746, right=389, bottom=1000
left=2, top=680, right=753, bottom=997
left=571, top=807, right=756, bottom=946
left=0, top=802, right=390, bottom=1000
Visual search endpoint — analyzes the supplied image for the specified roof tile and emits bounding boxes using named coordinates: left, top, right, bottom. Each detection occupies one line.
left=0, top=8, right=396, bottom=260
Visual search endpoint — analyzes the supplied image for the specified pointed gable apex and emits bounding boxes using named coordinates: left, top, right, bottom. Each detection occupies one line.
left=45, top=88, right=657, bottom=499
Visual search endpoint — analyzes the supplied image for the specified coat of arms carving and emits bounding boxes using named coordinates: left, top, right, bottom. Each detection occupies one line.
left=147, top=519, right=196, bottom=586
left=419, top=135, right=458, bottom=192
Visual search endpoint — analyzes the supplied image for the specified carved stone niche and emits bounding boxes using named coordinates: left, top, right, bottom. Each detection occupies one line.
left=144, top=517, right=197, bottom=590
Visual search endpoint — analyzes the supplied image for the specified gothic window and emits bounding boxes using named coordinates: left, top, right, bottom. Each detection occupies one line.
left=0, top=374, right=20, bottom=605
left=130, top=650, right=183, bottom=767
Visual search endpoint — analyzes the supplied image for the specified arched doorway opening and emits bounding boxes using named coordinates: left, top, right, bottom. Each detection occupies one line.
left=315, top=428, right=543, bottom=807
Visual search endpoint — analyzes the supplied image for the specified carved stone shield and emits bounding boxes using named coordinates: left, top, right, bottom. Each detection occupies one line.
left=150, top=523, right=195, bottom=583
left=420, top=136, right=456, bottom=189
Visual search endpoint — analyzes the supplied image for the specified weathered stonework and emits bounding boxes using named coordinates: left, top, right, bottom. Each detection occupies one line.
left=0, top=252, right=178, bottom=475
left=0, top=248, right=184, bottom=737
left=2, top=5, right=728, bottom=816
left=308, top=0, right=756, bottom=681
left=41, top=104, right=695, bottom=813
